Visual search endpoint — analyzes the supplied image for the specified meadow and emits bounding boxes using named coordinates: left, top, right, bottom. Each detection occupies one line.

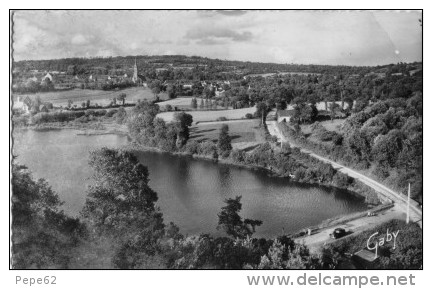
left=157, top=106, right=256, bottom=123
left=190, top=120, right=261, bottom=144
left=14, top=87, right=168, bottom=107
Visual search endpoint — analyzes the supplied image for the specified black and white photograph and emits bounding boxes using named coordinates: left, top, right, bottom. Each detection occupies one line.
left=9, top=8, right=423, bottom=278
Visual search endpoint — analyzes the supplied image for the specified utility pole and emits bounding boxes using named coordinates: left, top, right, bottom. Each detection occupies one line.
left=406, top=183, right=411, bottom=224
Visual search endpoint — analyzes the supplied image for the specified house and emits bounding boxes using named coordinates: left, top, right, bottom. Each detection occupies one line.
left=14, top=96, right=32, bottom=113
left=41, top=72, right=53, bottom=82
left=215, top=90, right=225, bottom=97
left=277, top=109, right=296, bottom=123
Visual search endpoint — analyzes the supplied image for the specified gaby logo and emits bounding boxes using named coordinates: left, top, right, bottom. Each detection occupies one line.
left=367, top=229, right=400, bottom=259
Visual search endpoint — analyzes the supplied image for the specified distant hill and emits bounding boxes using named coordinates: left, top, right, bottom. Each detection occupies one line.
left=12, top=54, right=422, bottom=77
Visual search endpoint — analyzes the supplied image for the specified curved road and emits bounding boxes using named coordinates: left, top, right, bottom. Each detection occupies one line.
left=266, top=120, right=422, bottom=227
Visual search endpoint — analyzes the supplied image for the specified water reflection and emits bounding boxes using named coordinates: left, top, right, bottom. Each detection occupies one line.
left=13, top=129, right=368, bottom=237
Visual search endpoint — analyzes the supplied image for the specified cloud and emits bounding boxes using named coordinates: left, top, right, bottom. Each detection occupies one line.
left=216, top=10, right=248, bottom=17
left=11, top=10, right=422, bottom=65
left=185, top=27, right=253, bottom=44
left=71, top=34, right=89, bottom=45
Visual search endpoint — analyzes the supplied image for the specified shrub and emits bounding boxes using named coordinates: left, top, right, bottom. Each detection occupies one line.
left=332, top=172, right=353, bottom=188
left=216, top=116, right=228, bottom=121
left=105, top=109, right=118, bottom=117
left=85, top=109, right=95, bottom=117
left=198, top=140, right=217, bottom=157
left=183, top=140, right=199, bottom=155
left=230, top=149, right=246, bottom=163
left=245, top=113, right=254, bottom=119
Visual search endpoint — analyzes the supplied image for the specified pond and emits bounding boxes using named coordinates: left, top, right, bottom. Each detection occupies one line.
left=13, top=129, right=368, bottom=237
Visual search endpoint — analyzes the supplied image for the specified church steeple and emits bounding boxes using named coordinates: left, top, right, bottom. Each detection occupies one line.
left=132, top=58, right=138, bottom=83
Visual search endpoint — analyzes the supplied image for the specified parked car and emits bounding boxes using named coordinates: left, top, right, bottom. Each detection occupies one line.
left=330, top=228, right=347, bottom=239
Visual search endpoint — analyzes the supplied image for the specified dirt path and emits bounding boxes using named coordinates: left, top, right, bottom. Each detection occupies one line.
left=266, top=120, right=422, bottom=227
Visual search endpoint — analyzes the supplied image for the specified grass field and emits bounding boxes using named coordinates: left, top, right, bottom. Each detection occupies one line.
left=157, top=106, right=255, bottom=123
left=300, top=119, right=345, bottom=135
left=158, top=97, right=229, bottom=111
left=14, top=87, right=168, bottom=107
left=190, top=119, right=262, bottom=144
left=158, top=97, right=193, bottom=109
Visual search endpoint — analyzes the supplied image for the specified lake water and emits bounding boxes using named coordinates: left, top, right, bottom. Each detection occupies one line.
left=13, top=129, right=368, bottom=237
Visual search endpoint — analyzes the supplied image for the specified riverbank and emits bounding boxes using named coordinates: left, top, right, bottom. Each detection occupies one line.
left=12, top=118, right=129, bottom=136
left=124, top=142, right=381, bottom=207
left=269, top=120, right=421, bottom=226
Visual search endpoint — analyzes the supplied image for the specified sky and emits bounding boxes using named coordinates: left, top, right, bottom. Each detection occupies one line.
left=12, top=10, right=422, bottom=66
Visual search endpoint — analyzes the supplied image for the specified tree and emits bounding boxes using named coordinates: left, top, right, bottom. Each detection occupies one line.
left=199, top=98, right=204, bottom=110
left=165, top=104, right=173, bottom=111
left=67, top=100, right=73, bottom=109
left=174, top=112, right=193, bottom=147
left=191, top=98, right=198, bottom=109
left=116, top=107, right=127, bottom=124
left=81, top=148, right=165, bottom=268
left=86, top=99, right=91, bottom=108
left=256, top=102, right=268, bottom=125
left=117, top=93, right=127, bottom=105
left=149, top=80, right=162, bottom=100
left=166, top=84, right=176, bottom=99
left=40, top=78, right=54, bottom=91
left=67, top=65, right=77, bottom=75
left=217, top=196, right=262, bottom=239
left=82, top=148, right=161, bottom=231
left=12, top=164, right=83, bottom=269
left=217, top=124, right=232, bottom=158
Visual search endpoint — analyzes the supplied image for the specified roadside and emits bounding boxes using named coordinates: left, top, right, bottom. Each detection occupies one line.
left=296, top=206, right=405, bottom=254
left=266, top=119, right=422, bottom=228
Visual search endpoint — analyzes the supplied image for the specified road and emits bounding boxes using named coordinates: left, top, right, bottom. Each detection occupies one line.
left=296, top=206, right=405, bottom=253
left=266, top=120, right=422, bottom=227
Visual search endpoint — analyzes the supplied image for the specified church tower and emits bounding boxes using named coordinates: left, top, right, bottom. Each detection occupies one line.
left=132, top=58, right=138, bottom=83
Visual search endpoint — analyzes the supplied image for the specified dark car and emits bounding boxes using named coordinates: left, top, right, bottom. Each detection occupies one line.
left=330, top=228, right=347, bottom=239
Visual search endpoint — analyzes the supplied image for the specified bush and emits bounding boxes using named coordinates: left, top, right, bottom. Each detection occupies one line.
left=183, top=140, right=199, bottom=155
left=332, top=172, right=353, bottom=188
left=165, top=104, right=173, bottom=112
left=245, top=113, right=254, bottom=119
left=31, top=110, right=86, bottom=124
left=230, top=149, right=246, bottom=163
left=105, top=109, right=118, bottom=117
left=198, top=140, right=217, bottom=157
left=216, top=116, right=228, bottom=121
left=332, top=133, right=343, bottom=146
left=85, top=110, right=95, bottom=117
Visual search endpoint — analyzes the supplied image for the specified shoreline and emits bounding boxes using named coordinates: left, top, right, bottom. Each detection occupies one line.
left=124, top=142, right=380, bottom=205
left=15, top=125, right=386, bottom=240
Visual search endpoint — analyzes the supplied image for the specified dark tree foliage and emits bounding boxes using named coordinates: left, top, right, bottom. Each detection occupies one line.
left=81, top=148, right=165, bottom=268
left=217, top=124, right=232, bottom=158
left=217, top=196, right=263, bottom=239
left=12, top=164, right=84, bottom=269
